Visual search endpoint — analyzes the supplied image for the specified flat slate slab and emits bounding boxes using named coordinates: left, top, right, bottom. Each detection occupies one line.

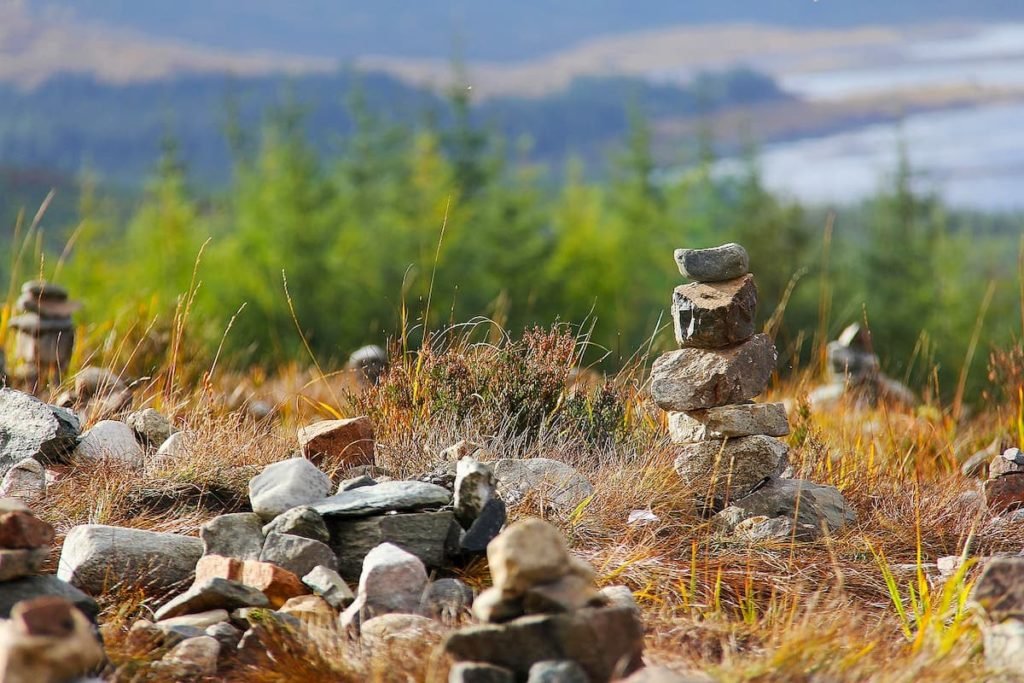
left=311, top=480, right=451, bottom=518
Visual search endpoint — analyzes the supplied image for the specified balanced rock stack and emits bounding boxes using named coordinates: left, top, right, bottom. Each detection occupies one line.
left=445, top=518, right=644, bottom=683
left=651, top=243, right=787, bottom=508
left=0, top=499, right=104, bottom=683
left=652, top=244, right=855, bottom=538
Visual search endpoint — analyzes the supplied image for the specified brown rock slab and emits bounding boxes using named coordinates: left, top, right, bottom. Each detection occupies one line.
left=0, top=510, right=55, bottom=549
left=194, top=555, right=308, bottom=608
left=671, top=274, right=757, bottom=348
left=985, top=474, right=1024, bottom=513
left=974, top=557, right=1024, bottom=621
left=298, top=417, right=375, bottom=468
left=651, top=334, right=777, bottom=412
left=0, top=547, right=49, bottom=581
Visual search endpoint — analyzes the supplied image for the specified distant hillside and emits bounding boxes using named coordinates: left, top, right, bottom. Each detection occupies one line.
left=29, top=0, right=1024, bottom=61
left=0, top=68, right=788, bottom=186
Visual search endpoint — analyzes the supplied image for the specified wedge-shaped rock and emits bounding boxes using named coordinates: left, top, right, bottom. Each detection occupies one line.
left=668, top=403, right=789, bottom=442
left=673, top=435, right=788, bottom=503
left=299, top=417, right=375, bottom=468
left=312, top=480, right=450, bottom=518
left=671, top=275, right=757, bottom=348
left=730, top=478, right=856, bottom=538
left=651, top=334, right=776, bottom=412
left=0, top=388, right=80, bottom=476
left=444, top=606, right=644, bottom=683
left=154, top=577, right=269, bottom=620
left=674, top=243, right=749, bottom=282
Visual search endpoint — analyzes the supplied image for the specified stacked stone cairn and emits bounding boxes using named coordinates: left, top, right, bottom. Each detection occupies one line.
left=808, top=322, right=915, bottom=409
left=445, top=518, right=645, bottom=683
left=651, top=243, right=856, bottom=539
left=7, top=281, right=80, bottom=391
left=0, top=498, right=104, bottom=683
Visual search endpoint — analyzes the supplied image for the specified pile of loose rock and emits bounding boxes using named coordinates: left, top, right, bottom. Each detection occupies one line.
left=0, top=498, right=104, bottom=682
left=651, top=243, right=856, bottom=539
left=446, top=518, right=644, bottom=683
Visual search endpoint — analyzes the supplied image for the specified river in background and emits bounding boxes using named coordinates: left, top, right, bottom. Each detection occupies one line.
left=736, top=24, right=1024, bottom=212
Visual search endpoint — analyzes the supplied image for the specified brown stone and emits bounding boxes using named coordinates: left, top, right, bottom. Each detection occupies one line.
left=298, top=417, right=375, bottom=468
left=671, top=274, right=757, bottom=348
left=651, top=334, right=777, bottom=412
left=12, top=596, right=77, bottom=638
left=974, top=557, right=1024, bottom=621
left=985, top=474, right=1024, bottom=513
left=194, top=555, right=307, bottom=608
left=0, top=510, right=55, bottom=549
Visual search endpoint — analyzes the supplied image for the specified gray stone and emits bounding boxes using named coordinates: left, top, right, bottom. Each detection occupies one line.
left=992, top=448, right=1024, bottom=478
left=159, top=635, right=220, bottom=677
left=487, top=518, right=576, bottom=595
left=57, top=524, right=203, bottom=595
left=259, top=531, right=337, bottom=578
left=523, top=574, right=603, bottom=615
left=0, top=457, right=46, bottom=503
left=668, top=402, right=789, bottom=442
left=671, top=274, right=757, bottom=348
left=0, top=547, right=48, bottom=581
left=340, top=543, right=428, bottom=627
left=651, top=334, right=777, bottom=412
left=673, top=435, right=789, bottom=503
left=74, top=367, right=126, bottom=401
left=337, top=474, right=376, bottom=492
left=460, top=497, right=507, bottom=554
left=157, top=609, right=229, bottom=629
left=126, top=408, right=173, bottom=446
left=248, top=457, right=332, bottom=521
left=0, top=388, right=80, bottom=476
left=528, top=660, right=589, bottom=683
left=974, top=557, right=1024, bottom=621
left=449, top=662, right=515, bottom=683
left=444, top=606, right=644, bottom=682
left=205, top=621, right=243, bottom=651
left=710, top=505, right=752, bottom=533
left=326, top=510, right=454, bottom=580
left=674, top=243, right=750, bottom=282
left=156, top=431, right=193, bottom=460
left=730, top=478, right=857, bottom=537
left=154, top=578, right=269, bottom=620
left=200, top=513, right=265, bottom=561
left=0, top=574, right=99, bottom=622
left=262, top=506, right=330, bottom=544
left=302, top=565, right=354, bottom=610
left=599, top=585, right=639, bottom=614
left=984, top=618, right=1024, bottom=673
left=492, top=459, right=593, bottom=511
left=455, top=455, right=497, bottom=527
left=73, top=420, right=145, bottom=466
left=422, top=578, right=474, bottom=622
left=312, top=480, right=451, bottom=518
left=734, top=516, right=795, bottom=541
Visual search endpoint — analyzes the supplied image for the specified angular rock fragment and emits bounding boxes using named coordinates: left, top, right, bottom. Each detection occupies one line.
left=200, top=513, right=265, bottom=561
left=262, top=506, right=330, bottom=544
left=671, top=275, right=757, bottom=348
left=728, top=478, right=856, bottom=537
left=298, top=416, right=375, bottom=468
left=259, top=531, right=337, bottom=578
left=154, top=578, right=269, bottom=620
left=455, top=455, right=497, bottom=527
left=302, top=565, right=354, bottom=610
left=194, top=555, right=308, bottom=608
left=312, top=480, right=451, bottom=518
left=974, top=557, right=1024, bottom=622
left=651, top=334, right=776, bottom=412
left=492, top=459, right=593, bottom=510
left=0, top=458, right=46, bottom=503
left=73, top=420, right=145, bottom=465
left=985, top=473, right=1024, bottom=513
left=673, top=435, right=788, bottom=504
left=674, top=243, right=749, bottom=282
left=126, top=408, right=173, bottom=446
left=326, top=510, right=454, bottom=580
left=249, top=457, right=332, bottom=521
left=0, top=388, right=80, bottom=476
left=668, top=402, right=789, bottom=442
left=340, top=543, right=428, bottom=627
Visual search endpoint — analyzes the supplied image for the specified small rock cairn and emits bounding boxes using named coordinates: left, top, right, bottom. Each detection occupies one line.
left=651, top=243, right=855, bottom=537
left=0, top=498, right=104, bottom=682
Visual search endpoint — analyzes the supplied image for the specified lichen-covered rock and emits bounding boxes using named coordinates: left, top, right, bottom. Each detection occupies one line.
left=673, top=435, right=789, bottom=503
left=0, top=388, right=80, bottom=476
left=668, top=403, right=789, bottom=442
left=200, top=513, right=265, bottom=561
left=651, top=334, right=777, bottom=412
left=673, top=243, right=750, bottom=282
left=671, top=274, right=757, bottom=348
left=729, top=478, right=857, bottom=538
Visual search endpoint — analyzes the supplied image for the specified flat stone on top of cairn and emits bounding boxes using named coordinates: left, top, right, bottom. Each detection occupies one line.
left=674, top=243, right=749, bottom=282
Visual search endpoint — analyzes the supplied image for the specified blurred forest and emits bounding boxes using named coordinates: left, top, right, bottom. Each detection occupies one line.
left=3, top=83, right=1021, bottom=402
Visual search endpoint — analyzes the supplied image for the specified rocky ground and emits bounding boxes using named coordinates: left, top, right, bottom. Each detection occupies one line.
left=1, top=248, right=1024, bottom=682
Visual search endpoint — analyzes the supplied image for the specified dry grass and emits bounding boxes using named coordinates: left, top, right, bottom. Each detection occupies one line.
left=6, top=307, right=1024, bottom=681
